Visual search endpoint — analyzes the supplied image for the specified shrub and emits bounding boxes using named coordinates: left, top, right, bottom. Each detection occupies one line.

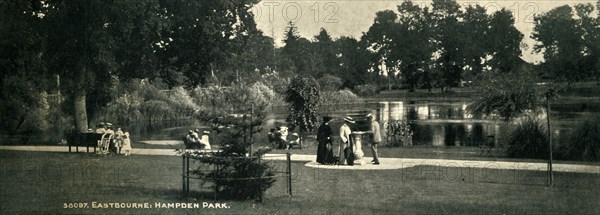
left=318, top=74, right=342, bottom=91
left=557, top=117, right=600, bottom=161
left=385, top=121, right=413, bottom=147
left=191, top=85, right=222, bottom=111
left=248, top=81, right=276, bottom=107
left=94, top=79, right=173, bottom=124
left=506, top=116, right=549, bottom=159
left=320, top=89, right=361, bottom=105
left=285, top=76, right=320, bottom=132
left=0, top=76, right=50, bottom=135
left=354, top=84, right=380, bottom=97
left=168, top=86, right=200, bottom=111
left=103, top=93, right=142, bottom=124
left=260, top=71, right=290, bottom=95
left=188, top=109, right=275, bottom=200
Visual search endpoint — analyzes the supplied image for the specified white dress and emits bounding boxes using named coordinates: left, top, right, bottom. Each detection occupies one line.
left=200, top=135, right=211, bottom=150
left=122, top=133, right=132, bottom=151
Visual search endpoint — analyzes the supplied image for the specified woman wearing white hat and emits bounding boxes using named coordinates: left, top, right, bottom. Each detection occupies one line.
left=339, top=116, right=355, bottom=165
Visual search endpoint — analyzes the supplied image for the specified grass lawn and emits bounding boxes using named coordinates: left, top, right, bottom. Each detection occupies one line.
left=1, top=150, right=598, bottom=214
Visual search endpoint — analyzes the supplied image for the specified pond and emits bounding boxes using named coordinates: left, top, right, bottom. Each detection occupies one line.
left=129, top=98, right=600, bottom=148
left=266, top=99, right=600, bottom=147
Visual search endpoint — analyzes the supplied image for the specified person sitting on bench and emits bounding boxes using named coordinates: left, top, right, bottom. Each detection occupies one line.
left=184, top=130, right=200, bottom=149
left=274, top=127, right=287, bottom=149
left=199, top=131, right=211, bottom=150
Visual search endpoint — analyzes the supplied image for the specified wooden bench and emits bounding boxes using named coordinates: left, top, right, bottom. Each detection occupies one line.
left=65, top=132, right=104, bottom=153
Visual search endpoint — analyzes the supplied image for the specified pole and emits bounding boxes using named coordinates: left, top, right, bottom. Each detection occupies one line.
left=186, top=155, right=190, bottom=194
left=182, top=154, right=186, bottom=197
left=249, top=104, right=254, bottom=157
left=214, top=162, right=218, bottom=200
left=258, top=156, right=263, bottom=202
left=287, top=152, right=292, bottom=196
left=546, top=93, right=554, bottom=187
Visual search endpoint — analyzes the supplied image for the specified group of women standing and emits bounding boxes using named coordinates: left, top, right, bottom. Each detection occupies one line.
left=315, top=114, right=381, bottom=165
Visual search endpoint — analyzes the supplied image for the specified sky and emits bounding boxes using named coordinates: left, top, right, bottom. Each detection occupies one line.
left=253, top=0, right=597, bottom=64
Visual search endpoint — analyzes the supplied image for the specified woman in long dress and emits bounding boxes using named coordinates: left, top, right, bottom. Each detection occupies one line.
left=316, top=116, right=334, bottom=164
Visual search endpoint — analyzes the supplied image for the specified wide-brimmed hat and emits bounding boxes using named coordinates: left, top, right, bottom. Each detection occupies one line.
left=188, top=130, right=193, bottom=134
left=203, top=131, right=210, bottom=134
left=106, top=123, right=113, bottom=128
left=98, top=122, right=105, bottom=126
left=366, top=113, right=373, bottom=118
left=344, top=116, right=355, bottom=123
left=322, top=116, right=332, bottom=123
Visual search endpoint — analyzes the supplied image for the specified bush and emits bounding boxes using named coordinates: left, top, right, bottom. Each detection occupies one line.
left=191, top=85, right=226, bottom=111
left=354, top=84, right=380, bottom=96
left=188, top=110, right=275, bottom=200
left=285, top=76, right=320, bottom=132
left=318, top=74, right=342, bottom=91
left=248, top=81, right=276, bottom=107
left=94, top=79, right=173, bottom=124
left=206, top=156, right=275, bottom=199
left=506, top=117, right=549, bottom=159
left=103, top=93, right=142, bottom=124
left=0, top=75, right=50, bottom=135
left=385, top=121, right=413, bottom=147
left=320, top=89, right=361, bottom=105
left=557, top=117, right=600, bottom=161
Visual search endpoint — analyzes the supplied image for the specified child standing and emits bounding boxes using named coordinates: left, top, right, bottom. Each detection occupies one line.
left=122, top=131, right=133, bottom=156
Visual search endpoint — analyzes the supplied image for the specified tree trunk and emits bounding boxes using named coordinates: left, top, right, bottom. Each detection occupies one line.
left=74, top=90, right=88, bottom=132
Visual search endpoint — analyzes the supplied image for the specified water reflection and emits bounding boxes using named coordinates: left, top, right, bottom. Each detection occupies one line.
left=131, top=99, right=599, bottom=147
left=377, top=101, right=499, bottom=146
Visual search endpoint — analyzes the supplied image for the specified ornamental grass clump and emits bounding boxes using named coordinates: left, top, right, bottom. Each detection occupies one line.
left=557, top=116, right=600, bottom=161
left=506, top=117, right=549, bottom=159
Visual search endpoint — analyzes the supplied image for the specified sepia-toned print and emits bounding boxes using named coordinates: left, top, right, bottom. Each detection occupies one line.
left=1, top=0, right=599, bottom=214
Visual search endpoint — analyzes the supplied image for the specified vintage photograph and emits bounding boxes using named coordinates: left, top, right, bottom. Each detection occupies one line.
left=1, top=0, right=599, bottom=214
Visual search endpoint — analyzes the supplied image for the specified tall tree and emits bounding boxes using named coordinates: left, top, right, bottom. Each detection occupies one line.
left=280, top=21, right=321, bottom=78
left=109, top=1, right=168, bottom=81
left=313, top=28, right=338, bottom=78
left=361, top=10, right=399, bottom=89
left=362, top=1, right=434, bottom=92
left=574, top=2, right=600, bottom=80
left=431, top=0, right=464, bottom=91
left=44, top=0, right=170, bottom=131
left=460, top=5, right=490, bottom=75
left=394, top=1, right=434, bottom=92
left=532, top=5, right=588, bottom=81
left=224, top=33, right=275, bottom=85
left=335, top=37, right=372, bottom=89
left=486, top=9, right=524, bottom=73
left=0, top=0, right=48, bottom=134
left=157, top=0, right=260, bottom=87
left=45, top=0, right=120, bottom=132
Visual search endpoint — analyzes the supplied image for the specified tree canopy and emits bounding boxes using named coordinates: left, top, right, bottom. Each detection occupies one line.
left=532, top=3, right=600, bottom=82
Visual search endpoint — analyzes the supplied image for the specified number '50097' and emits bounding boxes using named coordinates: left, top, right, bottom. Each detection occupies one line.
left=64, top=203, right=88, bottom=208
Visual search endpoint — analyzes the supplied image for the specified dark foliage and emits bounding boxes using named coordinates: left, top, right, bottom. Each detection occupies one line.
left=285, top=76, right=321, bottom=132
left=557, top=116, right=600, bottom=161
left=186, top=99, right=275, bottom=200
left=506, top=117, right=549, bottom=159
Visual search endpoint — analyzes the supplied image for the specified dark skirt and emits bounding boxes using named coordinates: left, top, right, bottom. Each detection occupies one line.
left=316, top=141, right=334, bottom=164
